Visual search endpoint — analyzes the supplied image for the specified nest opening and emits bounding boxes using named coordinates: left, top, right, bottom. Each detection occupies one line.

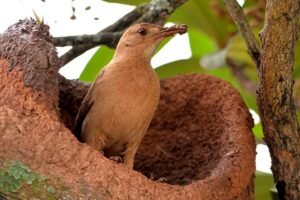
left=134, top=76, right=230, bottom=186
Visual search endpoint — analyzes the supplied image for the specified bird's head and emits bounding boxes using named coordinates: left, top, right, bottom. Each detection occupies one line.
left=115, top=23, right=187, bottom=61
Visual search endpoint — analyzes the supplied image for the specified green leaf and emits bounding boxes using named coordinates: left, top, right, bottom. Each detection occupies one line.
left=226, top=34, right=254, bottom=67
left=188, top=27, right=217, bottom=58
left=0, top=172, right=22, bottom=192
left=7, top=161, right=31, bottom=180
left=255, top=172, right=274, bottom=200
left=253, top=123, right=263, bottom=139
left=2, top=161, right=45, bottom=189
left=79, top=46, right=115, bottom=82
left=23, top=173, right=37, bottom=184
left=155, top=58, right=202, bottom=79
left=169, top=0, right=234, bottom=46
left=225, top=29, right=261, bottom=81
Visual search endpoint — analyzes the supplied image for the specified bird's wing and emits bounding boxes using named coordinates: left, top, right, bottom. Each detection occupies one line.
left=73, top=87, right=94, bottom=141
left=73, top=70, right=105, bottom=141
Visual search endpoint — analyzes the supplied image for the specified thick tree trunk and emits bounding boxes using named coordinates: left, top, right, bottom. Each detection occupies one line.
left=257, top=0, right=300, bottom=199
left=224, top=0, right=300, bottom=199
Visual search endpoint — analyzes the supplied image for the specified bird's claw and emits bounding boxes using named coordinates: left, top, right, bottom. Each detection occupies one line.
left=109, top=156, right=123, bottom=163
left=149, top=173, right=168, bottom=182
left=157, top=177, right=168, bottom=182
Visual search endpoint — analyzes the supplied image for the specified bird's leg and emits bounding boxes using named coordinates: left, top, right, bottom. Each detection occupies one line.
left=123, top=143, right=139, bottom=169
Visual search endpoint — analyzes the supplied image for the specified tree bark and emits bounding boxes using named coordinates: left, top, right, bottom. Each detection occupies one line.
left=224, top=0, right=300, bottom=198
left=0, top=19, right=255, bottom=199
left=257, top=0, right=300, bottom=199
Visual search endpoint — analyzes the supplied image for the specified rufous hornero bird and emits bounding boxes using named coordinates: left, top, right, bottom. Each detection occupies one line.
left=74, top=23, right=188, bottom=169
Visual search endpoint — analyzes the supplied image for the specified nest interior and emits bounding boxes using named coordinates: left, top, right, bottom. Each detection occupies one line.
left=135, top=74, right=254, bottom=186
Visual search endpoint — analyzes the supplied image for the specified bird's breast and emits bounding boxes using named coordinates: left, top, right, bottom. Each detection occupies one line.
left=113, top=67, right=160, bottom=124
left=93, top=65, right=160, bottom=143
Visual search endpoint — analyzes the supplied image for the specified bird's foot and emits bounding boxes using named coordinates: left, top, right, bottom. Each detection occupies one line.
left=109, top=156, right=123, bottom=163
left=157, top=177, right=168, bottom=182
left=149, top=173, right=168, bottom=183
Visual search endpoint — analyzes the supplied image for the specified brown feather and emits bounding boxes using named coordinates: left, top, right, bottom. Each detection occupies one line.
left=73, top=70, right=105, bottom=141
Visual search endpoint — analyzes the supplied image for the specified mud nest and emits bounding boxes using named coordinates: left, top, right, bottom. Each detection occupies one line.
left=0, top=19, right=256, bottom=199
left=135, top=74, right=255, bottom=186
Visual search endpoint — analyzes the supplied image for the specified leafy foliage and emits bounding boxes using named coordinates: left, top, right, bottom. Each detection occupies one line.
left=0, top=161, right=44, bottom=193
left=0, top=161, right=74, bottom=199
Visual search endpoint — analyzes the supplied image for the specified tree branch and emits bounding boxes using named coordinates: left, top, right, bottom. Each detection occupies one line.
left=54, top=32, right=122, bottom=48
left=223, top=0, right=261, bottom=66
left=58, top=0, right=187, bottom=66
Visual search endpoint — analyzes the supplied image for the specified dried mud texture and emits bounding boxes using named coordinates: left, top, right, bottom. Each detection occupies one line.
left=0, top=19, right=59, bottom=101
left=135, top=74, right=255, bottom=186
left=0, top=19, right=255, bottom=199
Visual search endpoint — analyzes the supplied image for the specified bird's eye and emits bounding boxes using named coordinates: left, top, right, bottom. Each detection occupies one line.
left=138, top=28, right=147, bottom=36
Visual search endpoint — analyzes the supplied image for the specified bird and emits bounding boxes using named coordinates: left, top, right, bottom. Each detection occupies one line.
left=74, top=23, right=187, bottom=169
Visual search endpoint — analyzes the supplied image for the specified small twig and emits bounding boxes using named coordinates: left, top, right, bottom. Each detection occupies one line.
left=223, top=0, right=261, bottom=66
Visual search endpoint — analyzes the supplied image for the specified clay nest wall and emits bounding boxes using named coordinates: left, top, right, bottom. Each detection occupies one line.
left=0, top=20, right=256, bottom=199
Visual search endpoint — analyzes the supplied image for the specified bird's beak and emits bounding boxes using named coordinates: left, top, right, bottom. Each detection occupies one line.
left=154, top=24, right=188, bottom=38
